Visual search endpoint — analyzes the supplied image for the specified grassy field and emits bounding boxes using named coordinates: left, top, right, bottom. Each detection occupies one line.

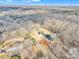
left=10, top=56, right=20, bottom=59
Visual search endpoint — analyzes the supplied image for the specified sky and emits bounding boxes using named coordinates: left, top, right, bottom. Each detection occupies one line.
left=0, top=0, right=79, bottom=5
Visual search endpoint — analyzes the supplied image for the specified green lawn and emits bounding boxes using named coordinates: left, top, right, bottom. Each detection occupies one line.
left=10, top=56, right=20, bottom=59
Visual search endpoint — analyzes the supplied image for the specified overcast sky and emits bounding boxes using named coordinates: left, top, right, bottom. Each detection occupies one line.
left=0, top=0, right=79, bottom=5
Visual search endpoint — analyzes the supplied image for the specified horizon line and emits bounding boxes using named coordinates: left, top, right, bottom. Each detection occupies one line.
left=1, top=4, right=79, bottom=6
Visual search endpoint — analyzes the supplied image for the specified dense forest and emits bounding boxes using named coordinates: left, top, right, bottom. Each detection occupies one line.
left=0, top=6, right=79, bottom=59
